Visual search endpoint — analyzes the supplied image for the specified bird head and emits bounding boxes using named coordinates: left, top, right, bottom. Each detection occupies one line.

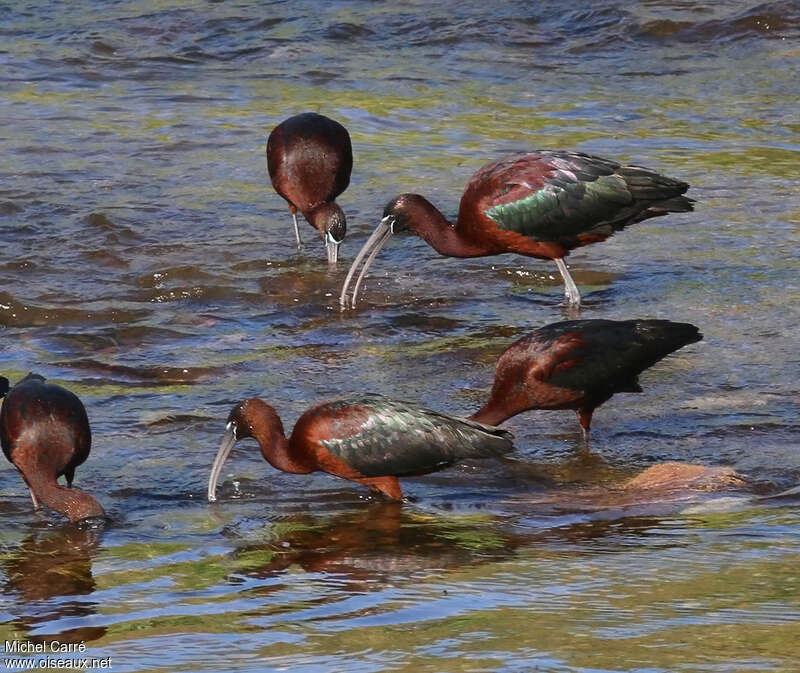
left=308, top=202, right=347, bottom=265
left=382, top=193, right=429, bottom=234
left=339, top=194, right=441, bottom=309
left=208, top=398, right=284, bottom=502
left=225, top=399, right=255, bottom=441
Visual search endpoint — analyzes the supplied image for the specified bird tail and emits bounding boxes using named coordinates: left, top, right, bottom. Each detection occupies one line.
left=618, top=166, right=694, bottom=222
left=453, top=418, right=515, bottom=459
left=650, top=194, right=694, bottom=214
left=620, top=194, right=694, bottom=229
left=604, top=320, right=702, bottom=395
left=0, top=376, right=8, bottom=398
left=636, top=320, right=703, bottom=357
left=620, top=166, right=689, bottom=198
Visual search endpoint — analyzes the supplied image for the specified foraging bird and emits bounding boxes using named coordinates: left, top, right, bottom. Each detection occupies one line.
left=207, top=393, right=513, bottom=501
left=0, top=373, right=105, bottom=522
left=340, top=151, right=692, bottom=307
left=470, top=319, right=702, bottom=435
left=267, top=112, right=353, bottom=264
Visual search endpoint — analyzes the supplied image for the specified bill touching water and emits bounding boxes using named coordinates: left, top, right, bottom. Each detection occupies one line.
left=1, top=1, right=799, bottom=671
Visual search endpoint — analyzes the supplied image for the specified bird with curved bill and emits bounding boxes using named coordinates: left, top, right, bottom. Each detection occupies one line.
left=340, top=151, right=692, bottom=308
left=208, top=393, right=514, bottom=501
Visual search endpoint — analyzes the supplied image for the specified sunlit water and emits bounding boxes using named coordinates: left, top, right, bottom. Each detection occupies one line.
left=1, top=1, right=799, bottom=671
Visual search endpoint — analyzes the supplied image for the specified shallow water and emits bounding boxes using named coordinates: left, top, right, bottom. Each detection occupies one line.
left=1, top=1, right=799, bottom=671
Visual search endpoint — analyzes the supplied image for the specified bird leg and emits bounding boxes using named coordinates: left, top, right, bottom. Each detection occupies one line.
left=291, top=211, right=303, bottom=247
left=554, top=258, right=581, bottom=306
left=29, top=488, right=41, bottom=510
left=577, top=408, right=593, bottom=441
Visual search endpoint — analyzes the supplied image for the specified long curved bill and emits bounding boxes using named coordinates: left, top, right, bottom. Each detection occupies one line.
left=325, top=233, right=340, bottom=266
left=207, top=423, right=236, bottom=502
left=339, top=218, right=393, bottom=309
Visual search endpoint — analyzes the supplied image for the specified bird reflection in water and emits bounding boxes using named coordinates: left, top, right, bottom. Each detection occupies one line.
left=224, top=462, right=753, bottom=586
left=2, top=525, right=106, bottom=644
left=227, top=501, right=520, bottom=590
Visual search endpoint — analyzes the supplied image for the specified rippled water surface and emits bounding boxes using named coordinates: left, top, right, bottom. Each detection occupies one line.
left=1, top=1, right=799, bottom=671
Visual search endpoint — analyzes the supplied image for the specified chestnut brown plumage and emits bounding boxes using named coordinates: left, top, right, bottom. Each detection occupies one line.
left=267, top=112, right=352, bottom=264
left=471, top=319, right=702, bottom=435
left=0, top=373, right=105, bottom=522
left=341, top=151, right=692, bottom=307
left=208, top=393, right=513, bottom=501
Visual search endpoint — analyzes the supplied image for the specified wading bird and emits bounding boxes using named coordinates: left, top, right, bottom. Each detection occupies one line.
left=267, top=112, right=353, bottom=264
left=340, top=151, right=692, bottom=307
left=0, top=373, right=105, bottom=522
left=470, top=319, right=702, bottom=436
left=208, top=393, right=513, bottom=501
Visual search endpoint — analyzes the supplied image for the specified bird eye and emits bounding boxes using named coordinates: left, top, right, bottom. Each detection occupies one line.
left=382, top=215, right=401, bottom=233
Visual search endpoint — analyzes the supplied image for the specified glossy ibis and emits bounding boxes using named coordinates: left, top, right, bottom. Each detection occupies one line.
left=340, top=151, right=692, bottom=307
left=207, top=393, right=513, bottom=501
left=470, top=319, right=702, bottom=435
left=267, top=112, right=353, bottom=264
left=0, top=373, right=105, bottom=522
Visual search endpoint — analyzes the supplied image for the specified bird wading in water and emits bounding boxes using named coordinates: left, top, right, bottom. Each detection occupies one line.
left=340, top=151, right=693, bottom=308
left=267, top=112, right=353, bottom=264
left=470, top=319, right=702, bottom=437
left=0, top=373, right=105, bottom=523
left=207, top=393, right=514, bottom=501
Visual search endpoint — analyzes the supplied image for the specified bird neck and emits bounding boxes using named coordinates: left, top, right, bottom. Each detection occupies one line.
left=469, top=358, right=533, bottom=426
left=23, top=471, right=105, bottom=523
left=468, top=400, right=513, bottom=427
left=407, top=198, right=491, bottom=258
left=249, top=409, right=313, bottom=475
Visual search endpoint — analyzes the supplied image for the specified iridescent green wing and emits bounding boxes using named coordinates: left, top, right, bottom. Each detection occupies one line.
left=483, top=152, right=634, bottom=240
left=321, top=394, right=514, bottom=478
left=483, top=151, right=689, bottom=242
